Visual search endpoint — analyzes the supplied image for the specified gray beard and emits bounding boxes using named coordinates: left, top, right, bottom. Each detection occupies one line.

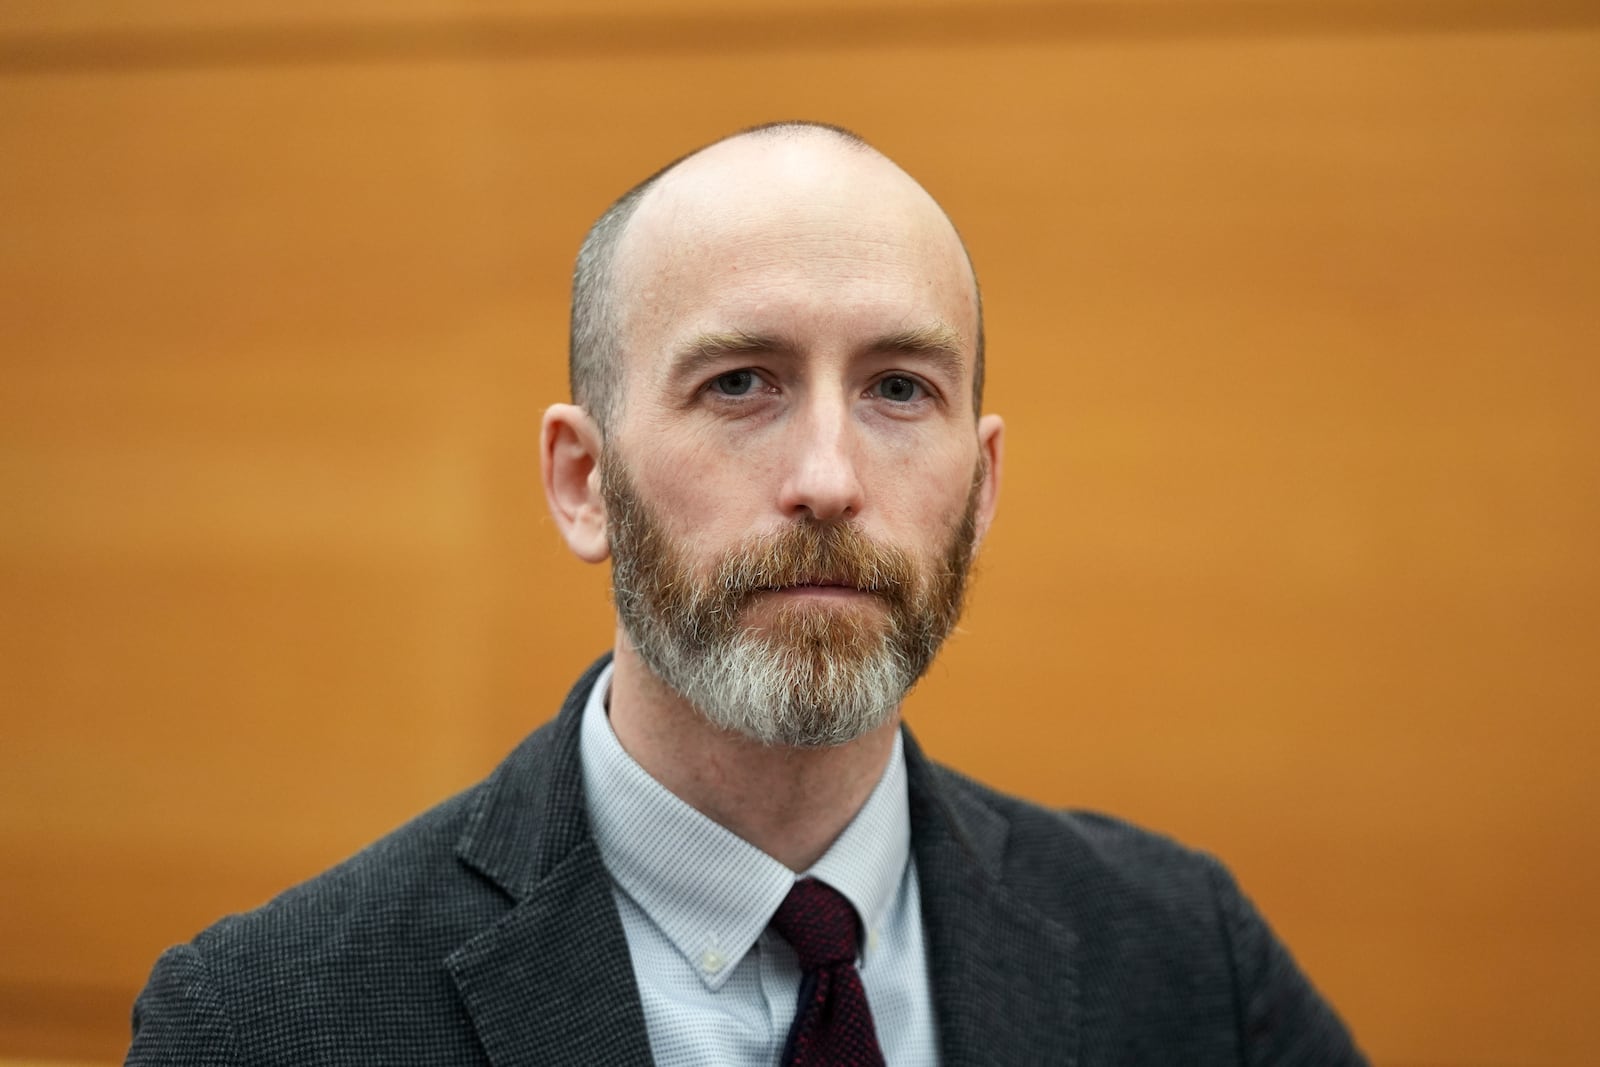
left=622, top=610, right=916, bottom=748
left=602, top=458, right=979, bottom=749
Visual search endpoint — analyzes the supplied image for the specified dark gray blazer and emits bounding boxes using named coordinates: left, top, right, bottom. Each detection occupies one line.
left=128, top=656, right=1366, bottom=1065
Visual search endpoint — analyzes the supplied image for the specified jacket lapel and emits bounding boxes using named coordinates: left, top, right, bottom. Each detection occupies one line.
left=907, top=734, right=1082, bottom=1067
left=445, top=657, right=654, bottom=1067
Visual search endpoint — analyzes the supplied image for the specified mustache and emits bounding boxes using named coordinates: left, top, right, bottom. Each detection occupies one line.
left=709, top=521, right=917, bottom=606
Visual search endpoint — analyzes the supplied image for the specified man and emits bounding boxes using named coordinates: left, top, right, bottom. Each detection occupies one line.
left=128, top=122, right=1367, bottom=1065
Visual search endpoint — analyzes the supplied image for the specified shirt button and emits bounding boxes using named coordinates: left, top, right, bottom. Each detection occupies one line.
left=700, top=948, right=726, bottom=973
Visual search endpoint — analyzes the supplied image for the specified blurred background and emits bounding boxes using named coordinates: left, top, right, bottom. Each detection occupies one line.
left=2, top=1, right=1597, bottom=1063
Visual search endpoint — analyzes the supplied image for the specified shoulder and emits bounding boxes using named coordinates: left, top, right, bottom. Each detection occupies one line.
left=915, top=757, right=1244, bottom=1014
left=130, top=767, right=521, bottom=1063
left=182, top=675, right=598, bottom=980
left=916, top=759, right=1368, bottom=1065
left=921, top=758, right=1228, bottom=916
left=128, top=666, right=610, bottom=1064
left=127, top=783, right=499, bottom=1064
left=197, top=782, right=504, bottom=969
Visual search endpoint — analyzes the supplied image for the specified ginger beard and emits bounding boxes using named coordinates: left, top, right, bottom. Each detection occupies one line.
left=603, top=457, right=981, bottom=747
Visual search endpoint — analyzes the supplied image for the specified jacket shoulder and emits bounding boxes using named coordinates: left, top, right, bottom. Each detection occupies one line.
left=133, top=782, right=508, bottom=1064
left=921, top=761, right=1368, bottom=1065
left=925, top=759, right=1226, bottom=912
left=199, top=782, right=503, bottom=958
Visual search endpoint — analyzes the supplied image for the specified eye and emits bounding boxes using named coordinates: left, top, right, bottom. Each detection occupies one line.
left=710, top=370, right=757, bottom=397
left=874, top=376, right=924, bottom=403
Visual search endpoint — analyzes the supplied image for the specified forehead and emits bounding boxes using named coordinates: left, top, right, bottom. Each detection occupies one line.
left=611, top=136, right=979, bottom=367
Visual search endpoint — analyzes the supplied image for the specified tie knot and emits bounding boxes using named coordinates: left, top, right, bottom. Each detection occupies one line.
left=770, top=878, right=861, bottom=971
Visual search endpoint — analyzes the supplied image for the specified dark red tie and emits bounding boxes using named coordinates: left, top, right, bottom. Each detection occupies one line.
left=769, top=878, right=887, bottom=1067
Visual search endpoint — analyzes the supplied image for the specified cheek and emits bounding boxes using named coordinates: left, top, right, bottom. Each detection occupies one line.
left=639, top=413, right=793, bottom=495
left=867, top=454, right=976, bottom=560
left=623, top=442, right=773, bottom=557
left=875, top=434, right=976, bottom=505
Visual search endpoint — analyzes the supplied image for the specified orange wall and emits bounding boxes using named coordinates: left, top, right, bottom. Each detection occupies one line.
left=2, top=3, right=1597, bottom=1063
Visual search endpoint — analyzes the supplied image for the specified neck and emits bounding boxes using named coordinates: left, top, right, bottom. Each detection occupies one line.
left=605, top=636, right=899, bottom=872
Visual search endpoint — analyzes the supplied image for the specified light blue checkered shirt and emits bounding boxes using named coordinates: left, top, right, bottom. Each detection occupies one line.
left=579, top=663, right=940, bottom=1065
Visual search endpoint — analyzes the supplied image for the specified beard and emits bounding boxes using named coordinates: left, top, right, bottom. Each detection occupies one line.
left=602, top=458, right=981, bottom=748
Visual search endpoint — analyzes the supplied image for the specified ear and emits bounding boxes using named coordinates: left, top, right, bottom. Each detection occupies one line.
left=973, top=413, right=1005, bottom=547
left=541, top=403, right=610, bottom=563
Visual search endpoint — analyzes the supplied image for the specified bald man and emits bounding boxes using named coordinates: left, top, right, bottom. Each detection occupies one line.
left=128, top=124, right=1367, bottom=1066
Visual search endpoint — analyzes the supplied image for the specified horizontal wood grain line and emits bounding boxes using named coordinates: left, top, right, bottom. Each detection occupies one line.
left=2, top=0, right=1598, bottom=75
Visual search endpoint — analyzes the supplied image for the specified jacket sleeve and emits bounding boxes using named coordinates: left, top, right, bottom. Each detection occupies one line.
left=1207, top=861, right=1370, bottom=1067
left=126, top=943, right=244, bottom=1066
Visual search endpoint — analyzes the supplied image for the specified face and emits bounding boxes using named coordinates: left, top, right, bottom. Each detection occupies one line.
left=599, top=135, right=1001, bottom=746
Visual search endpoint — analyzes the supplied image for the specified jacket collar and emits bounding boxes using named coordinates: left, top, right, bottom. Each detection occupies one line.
left=906, top=733, right=1082, bottom=1067
left=446, top=656, right=1080, bottom=1067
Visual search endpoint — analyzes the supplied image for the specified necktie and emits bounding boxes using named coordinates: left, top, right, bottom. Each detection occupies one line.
left=769, top=878, right=887, bottom=1067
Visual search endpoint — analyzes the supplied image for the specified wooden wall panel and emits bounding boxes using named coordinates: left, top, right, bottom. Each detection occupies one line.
left=2, top=4, right=1596, bottom=1063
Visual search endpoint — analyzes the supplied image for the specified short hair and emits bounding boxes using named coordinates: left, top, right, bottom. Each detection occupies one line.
left=568, top=121, right=985, bottom=433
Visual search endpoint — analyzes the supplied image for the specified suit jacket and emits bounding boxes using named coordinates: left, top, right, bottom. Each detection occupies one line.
left=128, top=656, right=1366, bottom=1065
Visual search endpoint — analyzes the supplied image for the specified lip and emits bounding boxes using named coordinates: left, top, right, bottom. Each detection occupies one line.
left=758, top=583, right=872, bottom=599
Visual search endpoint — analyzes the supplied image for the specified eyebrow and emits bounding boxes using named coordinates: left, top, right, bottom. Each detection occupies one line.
left=666, top=321, right=968, bottom=383
left=869, top=323, right=966, bottom=381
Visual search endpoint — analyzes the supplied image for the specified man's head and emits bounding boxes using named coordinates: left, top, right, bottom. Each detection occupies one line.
left=542, top=122, right=1003, bottom=747
left=569, top=122, right=986, bottom=435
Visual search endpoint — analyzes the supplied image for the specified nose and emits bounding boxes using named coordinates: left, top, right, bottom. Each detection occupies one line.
left=776, top=395, right=865, bottom=523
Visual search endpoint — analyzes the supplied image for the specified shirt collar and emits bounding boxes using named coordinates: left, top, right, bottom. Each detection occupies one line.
left=578, top=662, right=911, bottom=990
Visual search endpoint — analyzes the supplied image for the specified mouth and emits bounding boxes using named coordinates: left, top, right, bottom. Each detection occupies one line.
left=756, top=578, right=875, bottom=598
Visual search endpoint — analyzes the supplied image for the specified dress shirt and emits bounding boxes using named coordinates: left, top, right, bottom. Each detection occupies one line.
left=579, top=663, right=940, bottom=1066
